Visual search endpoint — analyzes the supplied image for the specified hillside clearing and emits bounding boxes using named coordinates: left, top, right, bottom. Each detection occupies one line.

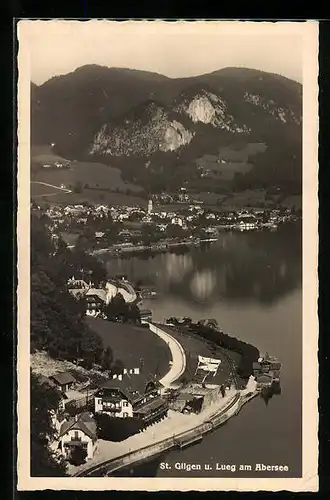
left=33, top=160, right=144, bottom=193
left=31, top=350, right=108, bottom=385
left=86, top=318, right=171, bottom=379
left=31, top=181, right=70, bottom=197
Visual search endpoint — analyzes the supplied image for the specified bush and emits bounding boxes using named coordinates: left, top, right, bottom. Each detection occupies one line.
left=73, top=181, right=83, bottom=193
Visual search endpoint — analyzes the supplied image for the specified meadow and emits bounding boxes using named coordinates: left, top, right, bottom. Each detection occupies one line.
left=86, top=318, right=171, bottom=379
left=30, top=181, right=68, bottom=197
left=33, top=161, right=144, bottom=193
left=31, top=145, right=147, bottom=206
left=31, top=188, right=147, bottom=207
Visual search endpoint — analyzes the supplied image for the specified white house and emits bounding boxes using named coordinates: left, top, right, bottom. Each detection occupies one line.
left=58, top=412, right=97, bottom=461
left=171, top=217, right=184, bottom=227
left=94, top=373, right=168, bottom=426
left=94, top=374, right=134, bottom=418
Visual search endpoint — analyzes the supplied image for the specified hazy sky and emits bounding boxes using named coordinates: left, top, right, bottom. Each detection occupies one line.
left=20, top=20, right=305, bottom=85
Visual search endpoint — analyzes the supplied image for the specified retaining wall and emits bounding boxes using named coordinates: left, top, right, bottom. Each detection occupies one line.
left=76, top=391, right=260, bottom=477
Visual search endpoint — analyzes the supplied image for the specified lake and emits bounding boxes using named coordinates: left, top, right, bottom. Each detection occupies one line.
left=103, top=222, right=302, bottom=477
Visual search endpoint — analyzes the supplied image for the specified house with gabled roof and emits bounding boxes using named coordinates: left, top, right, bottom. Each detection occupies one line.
left=58, top=412, right=97, bottom=461
left=94, top=373, right=168, bottom=426
left=49, top=372, right=76, bottom=393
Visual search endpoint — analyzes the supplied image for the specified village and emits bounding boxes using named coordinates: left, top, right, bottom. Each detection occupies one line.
left=33, top=271, right=282, bottom=475
left=31, top=195, right=300, bottom=257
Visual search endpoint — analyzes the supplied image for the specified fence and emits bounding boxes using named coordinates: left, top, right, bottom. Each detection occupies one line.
left=64, top=391, right=97, bottom=411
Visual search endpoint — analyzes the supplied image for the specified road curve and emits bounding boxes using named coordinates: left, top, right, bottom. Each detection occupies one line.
left=31, top=181, right=72, bottom=198
left=148, top=322, right=186, bottom=387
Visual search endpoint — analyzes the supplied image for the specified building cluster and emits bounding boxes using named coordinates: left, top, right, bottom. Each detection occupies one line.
left=32, top=198, right=299, bottom=247
left=45, top=366, right=169, bottom=465
left=41, top=159, right=71, bottom=169
left=252, top=354, right=281, bottom=390
left=94, top=372, right=168, bottom=424
left=67, top=276, right=140, bottom=318
left=152, top=189, right=202, bottom=205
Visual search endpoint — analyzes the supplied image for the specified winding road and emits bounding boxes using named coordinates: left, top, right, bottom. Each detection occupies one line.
left=148, top=322, right=186, bottom=387
left=31, top=181, right=72, bottom=198
left=72, top=324, right=258, bottom=477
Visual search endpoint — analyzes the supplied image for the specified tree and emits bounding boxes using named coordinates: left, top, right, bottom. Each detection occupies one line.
left=106, top=293, right=127, bottom=320
left=30, top=214, right=108, bottom=364
left=73, top=181, right=83, bottom=193
left=80, top=328, right=104, bottom=365
left=127, top=304, right=141, bottom=324
left=30, top=373, right=67, bottom=476
left=101, top=346, right=114, bottom=371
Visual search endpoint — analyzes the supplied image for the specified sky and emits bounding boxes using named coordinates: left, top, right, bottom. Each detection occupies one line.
left=19, top=20, right=306, bottom=85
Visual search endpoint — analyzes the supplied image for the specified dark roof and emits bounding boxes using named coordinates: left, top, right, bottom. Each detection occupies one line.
left=253, top=362, right=262, bottom=370
left=139, top=309, right=152, bottom=315
left=59, top=412, right=97, bottom=440
left=177, top=392, right=195, bottom=402
left=256, top=374, right=273, bottom=383
left=133, top=397, right=167, bottom=415
left=269, top=362, right=281, bottom=370
left=96, top=374, right=161, bottom=403
left=50, top=372, right=76, bottom=386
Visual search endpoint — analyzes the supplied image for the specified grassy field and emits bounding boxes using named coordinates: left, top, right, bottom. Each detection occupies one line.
left=157, top=190, right=301, bottom=211
left=217, top=142, right=267, bottom=162
left=33, top=160, right=144, bottom=193
left=195, top=143, right=267, bottom=181
left=32, top=188, right=148, bottom=207
left=196, top=156, right=253, bottom=181
left=158, top=324, right=235, bottom=386
left=31, top=145, right=70, bottom=165
left=31, top=181, right=69, bottom=197
left=86, top=318, right=172, bottom=379
left=31, top=144, right=146, bottom=206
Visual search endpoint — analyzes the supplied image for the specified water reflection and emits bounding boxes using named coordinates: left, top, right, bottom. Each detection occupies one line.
left=102, top=223, right=302, bottom=477
left=190, top=269, right=217, bottom=300
left=105, top=222, right=301, bottom=307
left=260, top=383, right=282, bottom=407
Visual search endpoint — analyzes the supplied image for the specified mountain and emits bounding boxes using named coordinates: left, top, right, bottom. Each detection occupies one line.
left=31, top=65, right=302, bottom=194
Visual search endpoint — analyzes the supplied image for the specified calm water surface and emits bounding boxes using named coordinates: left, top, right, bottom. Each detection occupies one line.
left=104, top=223, right=302, bottom=477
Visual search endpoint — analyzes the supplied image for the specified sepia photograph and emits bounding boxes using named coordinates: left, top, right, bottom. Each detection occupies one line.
left=17, top=20, right=318, bottom=491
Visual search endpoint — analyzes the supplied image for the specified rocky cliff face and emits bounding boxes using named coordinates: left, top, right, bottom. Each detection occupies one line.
left=90, top=102, right=194, bottom=155
left=90, top=89, right=251, bottom=156
left=243, top=91, right=301, bottom=125
left=177, top=90, right=249, bottom=133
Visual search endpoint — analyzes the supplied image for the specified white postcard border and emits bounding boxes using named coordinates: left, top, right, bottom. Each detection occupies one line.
left=17, top=19, right=319, bottom=492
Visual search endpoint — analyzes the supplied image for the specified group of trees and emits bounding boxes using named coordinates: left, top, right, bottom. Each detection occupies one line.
left=31, top=215, right=134, bottom=473
left=31, top=373, right=67, bottom=476
left=104, top=293, right=141, bottom=324
left=31, top=214, right=107, bottom=363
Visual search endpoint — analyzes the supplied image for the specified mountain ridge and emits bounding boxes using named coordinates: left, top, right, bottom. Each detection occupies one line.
left=31, top=65, right=302, bottom=194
